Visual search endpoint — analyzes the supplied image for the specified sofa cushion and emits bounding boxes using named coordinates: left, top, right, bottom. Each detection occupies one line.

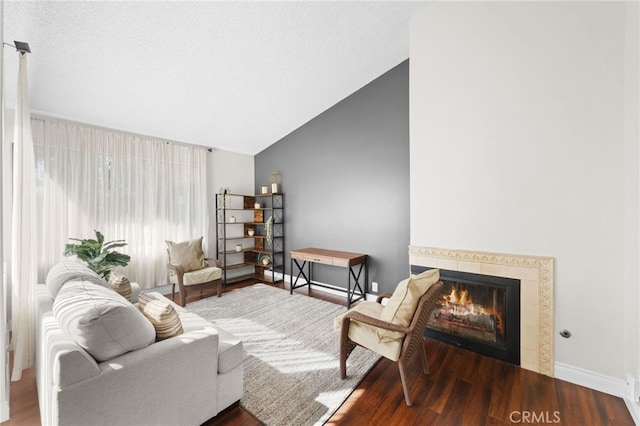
left=378, top=268, right=440, bottom=342
left=108, top=272, right=132, bottom=301
left=53, top=280, right=156, bottom=362
left=166, top=237, right=206, bottom=273
left=137, top=293, right=183, bottom=340
left=168, top=266, right=222, bottom=286
left=46, top=261, right=107, bottom=298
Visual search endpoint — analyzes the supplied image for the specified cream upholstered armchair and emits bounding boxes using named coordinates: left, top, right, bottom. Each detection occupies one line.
left=166, top=237, right=222, bottom=307
left=335, top=268, right=443, bottom=406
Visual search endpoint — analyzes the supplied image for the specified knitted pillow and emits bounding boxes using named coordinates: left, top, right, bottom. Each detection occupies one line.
left=108, top=272, right=132, bottom=301
left=138, top=293, right=183, bottom=341
left=166, top=237, right=206, bottom=273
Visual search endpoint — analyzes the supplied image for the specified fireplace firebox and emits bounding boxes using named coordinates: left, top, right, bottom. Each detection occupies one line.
left=412, top=266, right=521, bottom=365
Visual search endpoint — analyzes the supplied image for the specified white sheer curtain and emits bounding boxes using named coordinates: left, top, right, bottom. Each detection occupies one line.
left=31, top=117, right=209, bottom=289
left=11, top=53, right=37, bottom=381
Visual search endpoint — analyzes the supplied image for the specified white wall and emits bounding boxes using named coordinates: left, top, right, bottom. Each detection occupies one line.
left=410, top=0, right=636, bottom=385
left=207, top=148, right=254, bottom=252
left=624, top=1, right=640, bottom=420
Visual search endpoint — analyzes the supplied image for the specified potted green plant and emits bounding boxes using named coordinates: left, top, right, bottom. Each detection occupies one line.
left=63, top=230, right=131, bottom=279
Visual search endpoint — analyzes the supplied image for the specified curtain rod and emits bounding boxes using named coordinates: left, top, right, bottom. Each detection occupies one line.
left=3, top=41, right=30, bottom=54
left=30, top=114, right=213, bottom=153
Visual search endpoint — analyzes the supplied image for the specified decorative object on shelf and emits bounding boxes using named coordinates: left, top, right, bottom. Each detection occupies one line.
left=236, top=244, right=243, bottom=252
left=259, top=253, right=271, bottom=266
left=261, top=184, right=269, bottom=194
left=63, top=229, right=130, bottom=280
left=265, top=215, right=274, bottom=244
left=247, top=227, right=255, bottom=236
left=254, top=202, right=261, bottom=209
left=270, top=171, right=281, bottom=194
left=229, top=215, right=236, bottom=223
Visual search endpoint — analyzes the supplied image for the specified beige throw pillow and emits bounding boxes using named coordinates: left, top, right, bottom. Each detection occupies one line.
left=138, top=293, right=183, bottom=341
left=108, top=272, right=132, bottom=301
left=378, top=269, right=440, bottom=343
left=166, top=237, right=206, bottom=272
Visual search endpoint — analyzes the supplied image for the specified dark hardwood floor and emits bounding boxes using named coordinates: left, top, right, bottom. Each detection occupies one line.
left=3, top=280, right=634, bottom=425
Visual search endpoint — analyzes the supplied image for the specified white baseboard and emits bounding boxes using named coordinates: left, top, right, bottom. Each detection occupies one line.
left=624, top=398, right=640, bottom=425
left=0, top=401, right=8, bottom=423
left=282, top=273, right=377, bottom=301
left=554, top=362, right=626, bottom=398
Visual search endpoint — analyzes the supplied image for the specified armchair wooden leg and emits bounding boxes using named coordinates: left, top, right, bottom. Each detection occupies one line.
left=420, top=339, right=430, bottom=375
left=180, top=289, right=187, bottom=307
left=171, top=284, right=176, bottom=303
left=398, top=361, right=413, bottom=407
left=340, top=341, right=356, bottom=380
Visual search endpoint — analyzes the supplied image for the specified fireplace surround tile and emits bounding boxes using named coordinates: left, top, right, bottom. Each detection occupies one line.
left=409, top=245, right=554, bottom=376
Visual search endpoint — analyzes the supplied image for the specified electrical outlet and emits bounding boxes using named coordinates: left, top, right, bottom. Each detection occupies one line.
left=371, top=281, right=378, bottom=292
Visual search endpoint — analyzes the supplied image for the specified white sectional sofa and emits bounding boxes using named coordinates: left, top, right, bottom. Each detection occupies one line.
left=35, top=262, right=243, bottom=426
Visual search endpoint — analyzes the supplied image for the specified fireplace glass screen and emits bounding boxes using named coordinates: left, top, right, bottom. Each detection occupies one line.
left=427, top=280, right=506, bottom=347
left=415, top=267, right=521, bottom=365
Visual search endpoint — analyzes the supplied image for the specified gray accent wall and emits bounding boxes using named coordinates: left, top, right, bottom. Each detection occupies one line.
left=254, top=60, right=409, bottom=295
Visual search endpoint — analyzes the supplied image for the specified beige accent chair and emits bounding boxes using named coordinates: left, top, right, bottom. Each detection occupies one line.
left=335, top=268, right=443, bottom=406
left=166, top=237, right=222, bottom=307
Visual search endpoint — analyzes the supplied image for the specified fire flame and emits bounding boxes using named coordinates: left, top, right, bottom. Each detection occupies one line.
left=444, top=288, right=472, bottom=305
left=438, top=286, right=504, bottom=335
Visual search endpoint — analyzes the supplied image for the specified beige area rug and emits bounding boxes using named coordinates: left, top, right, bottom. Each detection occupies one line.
left=187, top=284, right=380, bottom=426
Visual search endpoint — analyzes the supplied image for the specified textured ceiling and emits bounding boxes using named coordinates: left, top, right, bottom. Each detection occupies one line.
left=4, top=1, right=428, bottom=155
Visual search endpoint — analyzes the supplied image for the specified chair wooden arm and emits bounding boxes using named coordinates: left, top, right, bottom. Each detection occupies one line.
left=341, top=310, right=410, bottom=335
left=166, top=263, right=185, bottom=276
left=375, top=293, right=393, bottom=304
left=205, top=258, right=221, bottom=268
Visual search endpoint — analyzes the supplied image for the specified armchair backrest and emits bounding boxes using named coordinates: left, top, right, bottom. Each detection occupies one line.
left=401, top=280, right=444, bottom=356
left=166, top=237, right=207, bottom=272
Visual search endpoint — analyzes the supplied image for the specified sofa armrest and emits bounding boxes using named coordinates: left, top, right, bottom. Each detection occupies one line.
left=55, top=327, right=220, bottom=426
left=41, top=315, right=101, bottom=388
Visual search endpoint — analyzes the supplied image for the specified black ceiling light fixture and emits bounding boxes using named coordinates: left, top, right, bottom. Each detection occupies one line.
left=3, top=40, right=31, bottom=55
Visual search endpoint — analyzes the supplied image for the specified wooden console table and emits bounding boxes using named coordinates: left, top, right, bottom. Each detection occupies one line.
left=290, top=248, right=367, bottom=308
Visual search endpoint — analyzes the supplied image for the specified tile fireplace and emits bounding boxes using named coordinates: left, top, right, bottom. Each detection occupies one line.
left=409, top=246, right=554, bottom=376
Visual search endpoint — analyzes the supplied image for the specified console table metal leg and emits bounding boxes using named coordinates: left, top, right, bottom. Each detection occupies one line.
left=290, top=259, right=311, bottom=294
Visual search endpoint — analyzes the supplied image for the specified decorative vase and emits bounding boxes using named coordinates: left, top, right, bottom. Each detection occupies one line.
left=248, top=229, right=255, bottom=236
left=235, top=244, right=242, bottom=252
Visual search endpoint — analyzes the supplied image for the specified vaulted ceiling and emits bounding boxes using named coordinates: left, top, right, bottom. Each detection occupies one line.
left=4, top=1, right=427, bottom=155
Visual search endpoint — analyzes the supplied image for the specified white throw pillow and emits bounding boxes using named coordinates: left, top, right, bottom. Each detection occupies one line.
left=53, top=280, right=156, bottom=362
left=45, top=261, right=107, bottom=298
